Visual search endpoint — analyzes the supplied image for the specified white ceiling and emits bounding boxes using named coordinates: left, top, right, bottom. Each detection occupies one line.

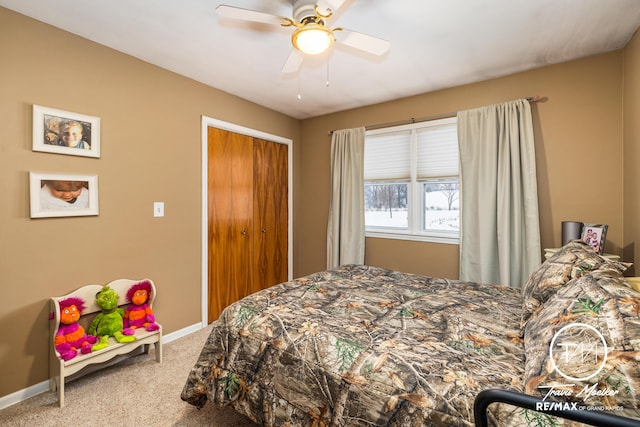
left=2, top=0, right=640, bottom=119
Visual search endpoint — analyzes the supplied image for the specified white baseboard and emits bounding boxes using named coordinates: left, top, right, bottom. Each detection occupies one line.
left=0, top=322, right=205, bottom=410
left=167, top=322, right=206, bottom=342
left=0, top=382, right=50, bottom=411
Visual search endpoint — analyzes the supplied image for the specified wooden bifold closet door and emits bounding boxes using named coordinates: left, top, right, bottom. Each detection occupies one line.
left=207, top=127, right=288, bottom=323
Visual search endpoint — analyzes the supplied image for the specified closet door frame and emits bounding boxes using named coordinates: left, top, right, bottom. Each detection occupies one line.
left=200, top=116, right=293, bottom=326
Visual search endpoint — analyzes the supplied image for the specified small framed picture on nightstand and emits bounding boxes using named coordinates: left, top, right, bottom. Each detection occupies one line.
left=581, top=224, right=607, bottom=255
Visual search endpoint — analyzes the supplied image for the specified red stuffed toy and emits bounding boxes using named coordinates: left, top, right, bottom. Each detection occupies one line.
left=55, top=297, right=98, bottom=361
left=124, top=280, right=160, bottom=332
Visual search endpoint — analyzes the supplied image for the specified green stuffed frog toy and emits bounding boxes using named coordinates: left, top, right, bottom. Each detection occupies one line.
left=89, top=285, right=136, bottom=351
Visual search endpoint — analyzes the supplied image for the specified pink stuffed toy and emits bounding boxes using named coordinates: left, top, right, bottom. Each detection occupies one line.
left=54, top=297, right=98, bottom=361
left=124, top=280, right=160, bottom=332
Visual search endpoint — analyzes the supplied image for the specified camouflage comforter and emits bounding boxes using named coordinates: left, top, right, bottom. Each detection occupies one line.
left=181, top=265, right=528, bottom=426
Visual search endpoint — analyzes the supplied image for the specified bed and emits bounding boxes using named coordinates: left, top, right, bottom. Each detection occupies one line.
left=181, top=242, right=640, bottom=426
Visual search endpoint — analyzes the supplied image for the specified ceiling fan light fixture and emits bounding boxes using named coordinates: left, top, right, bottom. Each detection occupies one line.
left=292, top=23, right=335, bottom=55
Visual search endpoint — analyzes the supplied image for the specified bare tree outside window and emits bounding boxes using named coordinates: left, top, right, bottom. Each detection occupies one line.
left=365, top=183, right=408, bottom=228
left=423, top=180, right=459, bottom=232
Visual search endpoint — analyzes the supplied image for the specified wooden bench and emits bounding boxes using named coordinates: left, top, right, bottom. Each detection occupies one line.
left=49, top=278, right=162, bottom=407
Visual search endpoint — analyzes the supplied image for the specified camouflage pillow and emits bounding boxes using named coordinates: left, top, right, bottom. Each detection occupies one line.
left=522, top=271, right=640, bottom=417
left=520, top=241, right=628, bottom=328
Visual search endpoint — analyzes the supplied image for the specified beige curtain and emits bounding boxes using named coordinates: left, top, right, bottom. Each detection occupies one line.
left=327, top=127, right=366, bottom=268
left=457, top=99, right=541, bottom=287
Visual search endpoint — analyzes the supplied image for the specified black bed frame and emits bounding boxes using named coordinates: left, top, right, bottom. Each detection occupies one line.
left=474, top=389, right=639, bottom=427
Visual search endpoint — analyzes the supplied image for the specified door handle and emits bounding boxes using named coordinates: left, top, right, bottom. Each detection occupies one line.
left=241, top=230, right=247, bottom=236
left=262, top=228, right=267, bottom=233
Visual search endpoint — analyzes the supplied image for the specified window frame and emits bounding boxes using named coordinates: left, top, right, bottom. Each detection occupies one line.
left=364, top=117, right=459, bottom=245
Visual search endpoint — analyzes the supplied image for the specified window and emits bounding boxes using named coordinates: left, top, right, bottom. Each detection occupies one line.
left=364, top=117, right=459, bottom=243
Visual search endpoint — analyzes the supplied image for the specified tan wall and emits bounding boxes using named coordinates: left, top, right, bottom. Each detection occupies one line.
left=0, top=8, right=300, bottom=398
left=624, top=29, right=640, bottom=274
left=298, top=52, right=625, bottom=278
left=1, top=5, right=636, bottom=402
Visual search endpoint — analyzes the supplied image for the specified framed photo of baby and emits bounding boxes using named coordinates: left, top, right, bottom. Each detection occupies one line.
left=581, top=223, right=608, bottom=255
left=32, top=105, right=100, bottom=158
left=29, top=172, right=99, bottom=218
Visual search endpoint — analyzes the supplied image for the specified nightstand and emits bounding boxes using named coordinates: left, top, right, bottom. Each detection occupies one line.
left=625, top=277, right=640, bottom=292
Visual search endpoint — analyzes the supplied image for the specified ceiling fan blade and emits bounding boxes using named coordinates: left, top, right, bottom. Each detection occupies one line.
left=282, top=49, right=304, bottom=74
left=216, top=5, right=290, bottom=26
left=316, top=0, right=348, bottom=16
left=335, top=29, right=391, bottom=56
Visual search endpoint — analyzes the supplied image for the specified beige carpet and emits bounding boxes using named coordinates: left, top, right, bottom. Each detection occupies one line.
left=2, top=324, right=259, bottom=426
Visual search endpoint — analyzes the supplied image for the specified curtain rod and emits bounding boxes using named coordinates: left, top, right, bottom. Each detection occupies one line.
left=328, top=96, right=543, bottom=135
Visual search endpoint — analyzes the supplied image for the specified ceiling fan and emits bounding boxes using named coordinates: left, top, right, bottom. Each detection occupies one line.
left=216, top=0, right=391, bottom=73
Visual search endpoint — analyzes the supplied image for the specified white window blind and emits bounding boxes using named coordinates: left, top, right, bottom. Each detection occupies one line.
left=416, top=122, right=459, bottom=178
left=364, top=130, right=410, bottom=181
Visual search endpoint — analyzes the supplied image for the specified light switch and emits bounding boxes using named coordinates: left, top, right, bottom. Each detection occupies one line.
left=154, top=202, right=164, bottom=217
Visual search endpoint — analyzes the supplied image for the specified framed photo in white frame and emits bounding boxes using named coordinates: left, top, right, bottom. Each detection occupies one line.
left=29, top=172, right=99, bottom=218
left=581, top=223, right=608, bottom=255
left=32, top=105, right=100, bottom=158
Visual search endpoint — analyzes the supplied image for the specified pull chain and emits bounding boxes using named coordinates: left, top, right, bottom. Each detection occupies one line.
left=296, top=56, right=331, bottom=99
left=326, top=56, right=330, bottom=87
